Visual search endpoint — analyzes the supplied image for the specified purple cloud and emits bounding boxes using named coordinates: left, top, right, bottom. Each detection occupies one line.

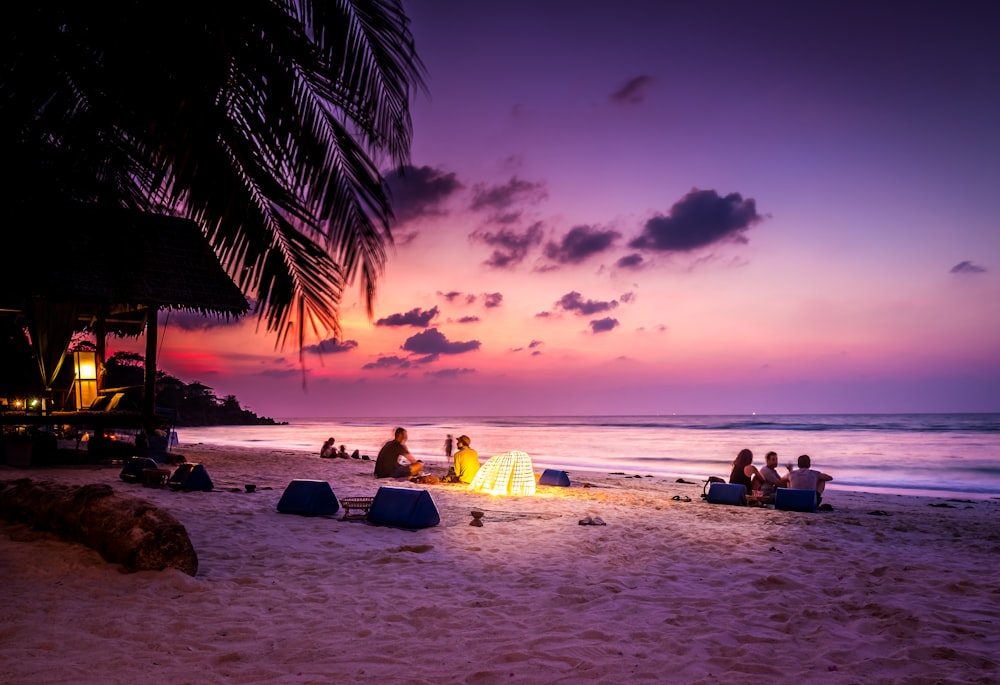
left=616, top=253, right=645, bottom=269
left=556, top=291, right=619, bottom=316
left=376, top=306, right=439, bottom=327
left=630, top=188, right=763, bottom=252
left=544, top=225, right=621, bottom=264
left=472, top=222, right=544, bottom=268
left=303, top=338, right=358, bottom=355
left=590, top=317, right=620, bottom=333
left=610, top=74, right=655, bottom=105
left=439, top=291, right=477, bottom=305
left=470, top=177, right=547, bottom=212
left=383, top=164, right=463, bottom=224
left=362, top=356, right=411, bottom=370
left=402, top=328, right=481, bottom=357
left=950, top=260, right=986, bottom=274
left=424, top=367, right=476, bottom=378
left=482, top=292, right=503, bottom=308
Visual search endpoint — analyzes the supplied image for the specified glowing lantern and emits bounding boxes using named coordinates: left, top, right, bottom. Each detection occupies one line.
left=73, top=350, right=99, bottom=410
left=469, top=450, right=536, bottom=496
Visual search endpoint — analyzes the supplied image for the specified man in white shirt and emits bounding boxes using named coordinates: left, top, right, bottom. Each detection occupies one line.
left=758, top=451, right=790, bottom=500
left=787, top=454, right=833, bottom=505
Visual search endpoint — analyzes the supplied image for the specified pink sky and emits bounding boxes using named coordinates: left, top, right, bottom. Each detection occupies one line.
left=115, top=1, right=999, bottom=418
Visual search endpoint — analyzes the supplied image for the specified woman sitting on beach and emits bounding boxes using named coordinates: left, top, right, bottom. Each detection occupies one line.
left=729, top=448, right=763, bottom=494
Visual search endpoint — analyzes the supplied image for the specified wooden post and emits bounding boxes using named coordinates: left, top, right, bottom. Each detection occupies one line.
left=142, top=305, right=158, bottom=431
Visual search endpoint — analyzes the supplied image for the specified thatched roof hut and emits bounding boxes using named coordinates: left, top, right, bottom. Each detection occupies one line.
left=1, top=202, right=249, bottom=423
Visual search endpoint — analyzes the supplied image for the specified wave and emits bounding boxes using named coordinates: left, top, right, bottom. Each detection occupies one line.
left=452, top=414, right=1000, bottom=435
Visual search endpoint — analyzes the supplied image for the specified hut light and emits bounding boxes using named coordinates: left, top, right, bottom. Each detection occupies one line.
left=469, top=450, right=537, bottom=496
left=73, top=350, right=99, bottom=409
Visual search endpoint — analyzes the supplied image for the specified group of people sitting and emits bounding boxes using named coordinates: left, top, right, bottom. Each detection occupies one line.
left=730, top=449, right=833, bottom=505
left=373, top=427, right=481, bottom=484
left=319, top=437, right=360, bottom=460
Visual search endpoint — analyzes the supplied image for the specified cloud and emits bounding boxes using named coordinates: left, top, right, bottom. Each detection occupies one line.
left=619, top=291, right=636, bottom=304
left=401, top=328, right=481, bottom=358
left=544, top=225, right=621, bottom=264
left=375, top=306, right=439, bottom=327
left=470, top=177, right=547, bottom=213
left=609, top=74, right=655, bottom=105
left=303, top=338, right=358, bottom=355
left=383, top=164, right=463, bottom=224
left=615, top=253, right=645, bottom=269
left=362, top=355, right=411, bottom=370
left=482, top=292, right=503, bottom=308
left=424, top=367, right=476, bottom=379
left=590, top=317, right=620, bottom=333
left=555, top=291, right=619, bottom=316
left=457, top=315, right=480, bottom=324
left=529, top=340, right=543, bottom=348
left=472, top=221, right=544, bottom=268
left=629, top=188, right=763, bottom=252
left=439, top=291, right=477, bottom=305
left=950, top=260, right=986, bottom=274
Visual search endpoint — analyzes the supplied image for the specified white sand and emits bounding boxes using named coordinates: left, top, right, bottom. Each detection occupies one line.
left=2, top=444, right=998, bottom=684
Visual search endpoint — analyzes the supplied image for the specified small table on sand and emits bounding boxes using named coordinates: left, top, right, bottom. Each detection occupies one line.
left=339, top=497, right=374, bottom=521
left=745, top=494, right=771, bottom=508
left=142, top=468, right=172, bottom=488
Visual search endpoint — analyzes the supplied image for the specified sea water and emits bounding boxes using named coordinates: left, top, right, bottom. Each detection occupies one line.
left=176, top=413, right=1000, bottom=501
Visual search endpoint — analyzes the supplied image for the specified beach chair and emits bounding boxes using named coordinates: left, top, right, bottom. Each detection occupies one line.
left=773, top=487, right=818, bottom=512
left=705, top=481, right=747, bottom=506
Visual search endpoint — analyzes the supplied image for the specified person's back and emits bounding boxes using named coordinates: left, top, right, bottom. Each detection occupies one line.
left=787, top=467, right=821, bottom=491
left=453, top=435, right=479, bottom=483
left=787, top=454, right=832, bottom=504
left=374, top=427, right=419, bottom=478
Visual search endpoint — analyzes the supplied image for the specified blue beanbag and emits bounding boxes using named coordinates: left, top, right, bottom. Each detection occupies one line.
left=774, top=488, right=818, bottom=512
left=538, top=469, right=570, bottom=487
left=367, top=487, right=440, bottom=529
left=706, top=482, right=747, bottom=505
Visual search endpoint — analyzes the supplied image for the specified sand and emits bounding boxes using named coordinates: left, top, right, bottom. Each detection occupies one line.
left=1, top=444, right=998, bottom=684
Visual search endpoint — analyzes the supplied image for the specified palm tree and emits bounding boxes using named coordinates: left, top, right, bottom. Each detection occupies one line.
left=0, top=0, right=426, bottom=349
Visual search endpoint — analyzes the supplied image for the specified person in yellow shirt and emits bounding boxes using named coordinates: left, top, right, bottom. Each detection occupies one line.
left=453, top=435, right=480, bottom=484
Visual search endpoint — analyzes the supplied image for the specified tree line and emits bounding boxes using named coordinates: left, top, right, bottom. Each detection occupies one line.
left=103, top=352, right=283, bottom=427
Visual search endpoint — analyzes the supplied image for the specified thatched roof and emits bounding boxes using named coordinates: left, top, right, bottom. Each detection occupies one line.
left=1, top=203, right=249, bottom=324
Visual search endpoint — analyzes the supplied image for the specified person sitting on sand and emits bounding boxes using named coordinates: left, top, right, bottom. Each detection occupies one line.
left=758, top=451, right=790, bottom=500
left=337, top=444, right=348, bottom=458
left=374, top=427, right=423, bottom=479
left=787, top=454, right=833, bottom=505
left=320, top=437, right=336, bottom=458
left=729, top=448, right=763, bottom=493
left=453, top=435, right=480, bottom=484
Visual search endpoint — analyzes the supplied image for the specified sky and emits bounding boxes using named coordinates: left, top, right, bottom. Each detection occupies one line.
left=117, top=0, right=999, bottom=418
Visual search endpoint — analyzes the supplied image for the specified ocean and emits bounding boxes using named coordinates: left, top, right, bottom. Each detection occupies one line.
left=176, top=413, right=1000, bottom=501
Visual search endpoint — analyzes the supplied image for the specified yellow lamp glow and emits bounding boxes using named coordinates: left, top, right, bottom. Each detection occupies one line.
left=469, top=450, right=537, bottom=496
left=73, top=350, right=99, bottom=409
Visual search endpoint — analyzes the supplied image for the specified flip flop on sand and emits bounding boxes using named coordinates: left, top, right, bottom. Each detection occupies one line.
left=670, top=495, right=692, bottom=502
left=578, top=515, right=593, bottom=525
left=591, top=516, right=606, bottom=526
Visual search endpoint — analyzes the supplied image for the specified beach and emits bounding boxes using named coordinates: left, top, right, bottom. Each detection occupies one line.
left=1, top=444, right=998, bottom=684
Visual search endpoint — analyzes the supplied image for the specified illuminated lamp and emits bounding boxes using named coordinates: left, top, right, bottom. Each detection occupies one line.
left=73, top=350, right=99, bottom=409
left=469, top=450, right=536, bottom=496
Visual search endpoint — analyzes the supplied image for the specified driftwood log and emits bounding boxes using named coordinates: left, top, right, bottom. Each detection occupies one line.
left=0, top=478, right=198, bottom=575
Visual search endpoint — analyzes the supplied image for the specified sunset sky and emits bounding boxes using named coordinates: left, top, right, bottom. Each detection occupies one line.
left=118, top=0, right=999, bottom=418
